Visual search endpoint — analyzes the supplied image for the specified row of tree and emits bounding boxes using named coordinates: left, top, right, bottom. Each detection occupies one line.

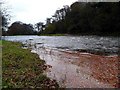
left=0, top=1, right=40, bottom=36
left=2, top=21, right=38, bottom=36
left=42, top=2, right=120, bottom=36
left=7, top=21, right=38, bottom=35
left=1, top=2, right=120, bottom=36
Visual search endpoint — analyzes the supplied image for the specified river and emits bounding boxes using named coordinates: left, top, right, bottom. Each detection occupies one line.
left=2, top=35, right=119, bottom=55
left=2, top=35, right=119, bottom=88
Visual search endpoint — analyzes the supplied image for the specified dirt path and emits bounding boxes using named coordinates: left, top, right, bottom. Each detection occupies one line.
left=31, top=48, right=119, bottom=88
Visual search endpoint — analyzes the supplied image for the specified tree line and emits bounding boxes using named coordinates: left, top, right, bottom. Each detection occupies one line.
left=43, top=2, right=120, bottom=36
left=1, top=2, right=120, bottom=36
left=7, top=21, right=38, bottom=35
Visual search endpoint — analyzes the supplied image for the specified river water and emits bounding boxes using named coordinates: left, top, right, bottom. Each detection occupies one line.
left=2, top=35, right=119, bottom=88
left=2, top=35, right=119, bottom=55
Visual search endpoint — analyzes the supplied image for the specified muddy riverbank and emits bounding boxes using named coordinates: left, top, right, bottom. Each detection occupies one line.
left=31, top=47, right=119, bottom=88
left=3, top=35, right=119, bottom=88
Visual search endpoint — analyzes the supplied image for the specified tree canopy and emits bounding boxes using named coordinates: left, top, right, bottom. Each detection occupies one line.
left=2, top=1, right=120, bottom=36
left=42, top=2, right=120, bottom=36
left=7, top=21, right=36, bottom=35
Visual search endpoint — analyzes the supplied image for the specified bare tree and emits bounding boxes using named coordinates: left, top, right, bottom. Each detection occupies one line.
left=0, top=0, right=10, bottom=36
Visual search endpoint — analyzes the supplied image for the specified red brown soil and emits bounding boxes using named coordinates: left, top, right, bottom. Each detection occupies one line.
left=63, top=51, right=119, bottom=88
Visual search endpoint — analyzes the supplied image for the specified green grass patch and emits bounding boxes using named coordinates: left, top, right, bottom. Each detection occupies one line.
left=0, top=40, right=2, bottom=89
left=0, top=40, right=2, bottom=46
left=0, top=40, right=2, bottom=65
left=2, top=40, right=59, bottom=88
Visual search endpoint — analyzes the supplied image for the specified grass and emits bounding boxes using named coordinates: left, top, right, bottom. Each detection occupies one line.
left=2, top=40, right=59, bottom=88
left=0, top=40, right=2, bottom=46
left=0, top=40, right=2, bottom=89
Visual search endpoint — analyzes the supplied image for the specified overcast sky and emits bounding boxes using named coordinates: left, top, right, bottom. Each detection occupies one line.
left=4, top=0, right=77, bottom=25
left=3, top=0, right=120, bottom=25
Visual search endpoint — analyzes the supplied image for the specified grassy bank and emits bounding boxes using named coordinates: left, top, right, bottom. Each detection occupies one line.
left=0, top=40, right=2, bottom=89
left=2, top=40, right=59, bottom=88
left=39, top=33, right=120, bottom=37
left=0, top=40, right=2, bottom=45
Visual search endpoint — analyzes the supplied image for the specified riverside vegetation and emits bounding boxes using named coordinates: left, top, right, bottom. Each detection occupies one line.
left=2, top=40, right=59, bottom=88
left=2, top=2, right=120, bottom=36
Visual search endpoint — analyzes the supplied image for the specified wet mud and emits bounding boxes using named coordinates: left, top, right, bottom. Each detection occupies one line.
left=31, top=47, right=119, bottom=88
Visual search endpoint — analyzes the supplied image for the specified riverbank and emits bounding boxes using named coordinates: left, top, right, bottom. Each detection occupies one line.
left=62, top=50, right=119, bottom=87
left=2, top=40, right=59, bottom=88
left=33, top=47, right=119, bottom=88
left=2, top=35, right=119, bottom=88
left=38, top=33, right=120, bottom=37
left=0, top=40, right=2, bottom=89
left=39, top=34, right=67, bottom=36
